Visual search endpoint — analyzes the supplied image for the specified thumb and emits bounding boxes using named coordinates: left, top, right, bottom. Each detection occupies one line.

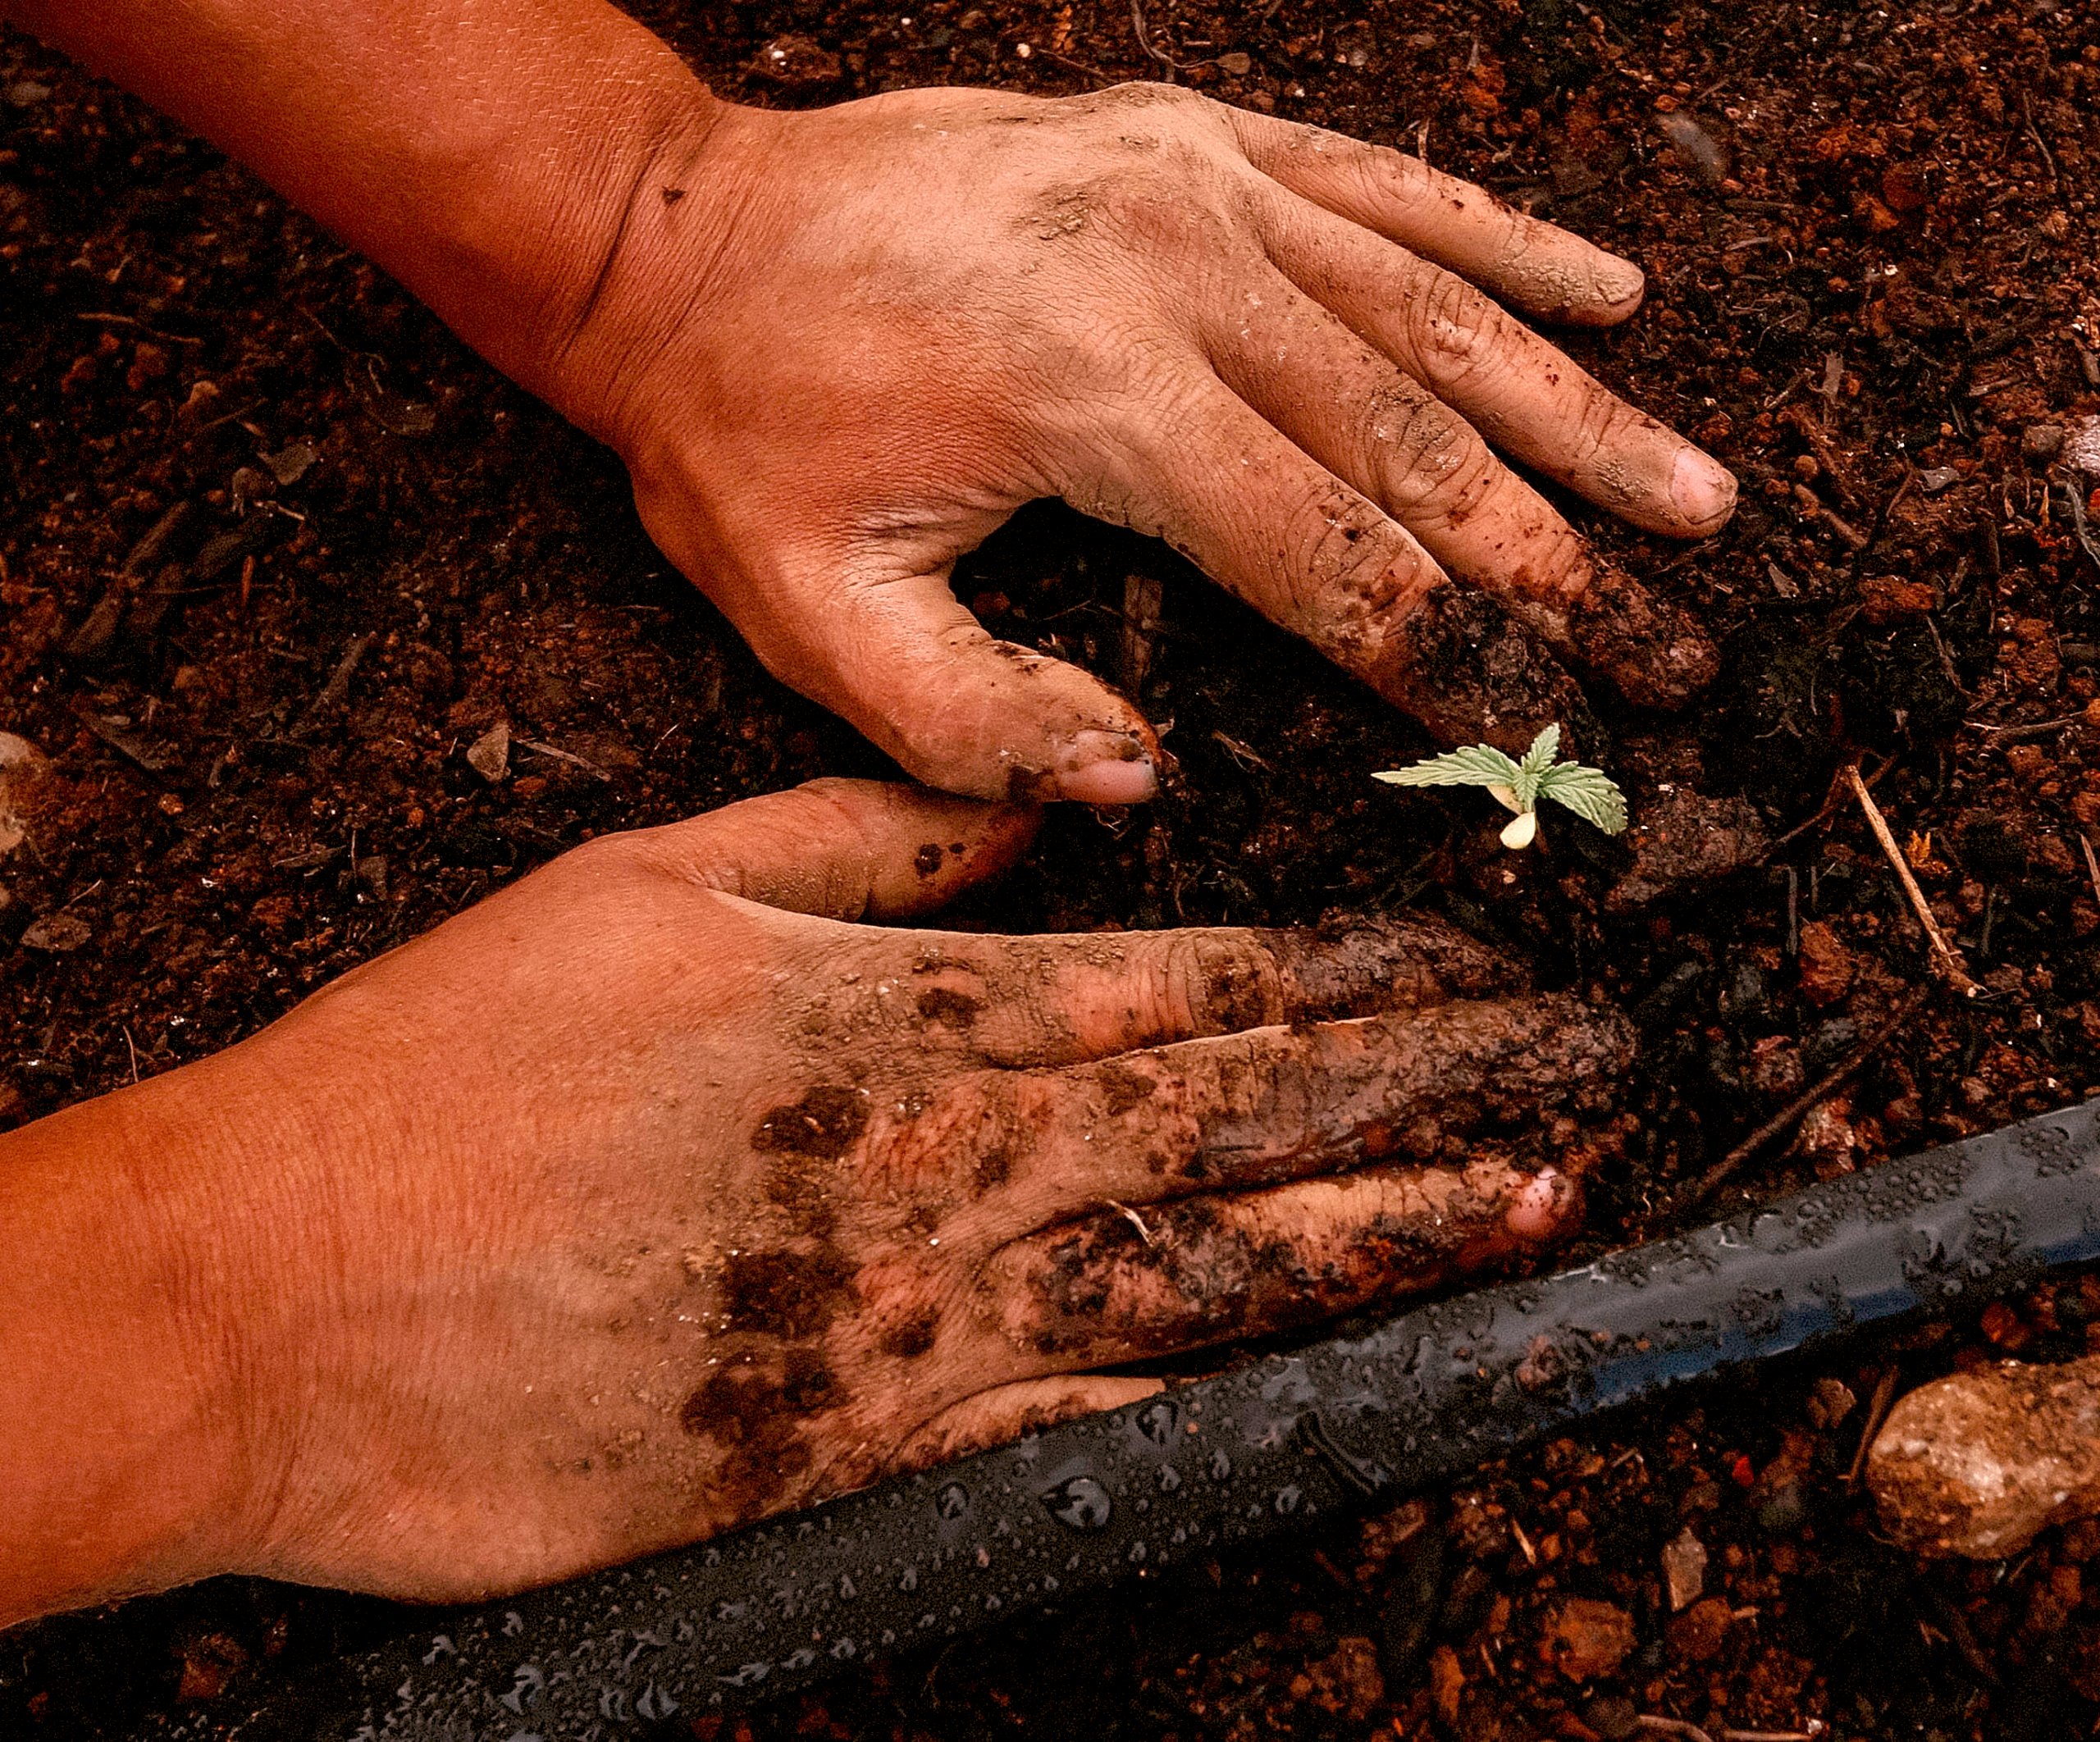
left=629, top=778, right=1039, bottom=922
left=737, top=560, right=1160, bottom=805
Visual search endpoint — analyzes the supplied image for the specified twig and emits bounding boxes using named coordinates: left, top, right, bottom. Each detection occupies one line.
left=1129, top=0, right=1179, bottom=76
left=1034, top=45, right=1117, bottom=84
left=1845, top=764, right=1982, bottom=998
left=2020, top=92, right=2059, bottom=185
left=1846, top=1366, right=1900, bottom=1488
left=72, top=310, right=206, bottom=347
left=515, top=737, right=614, bottom=782
left=1722, top=1731, right=1824, bottom=1741
left=1637, top=1718, right=1715, bottom=1742
left=1105, top=1199, right=1154, bottom=1247
left=1848, top=467, right=1916, bottom=574
left=1686, top=992, right=1926, bottom=1206
left=1764, top=755, right=1892, bottom=857
left=2082, top=833, right=2100, bottom=911
left=2068, top=476, right=2100, bottom=576
left=290, top=632, right=375, bottom=736
left=1965, top=711, right=2086, bottom=743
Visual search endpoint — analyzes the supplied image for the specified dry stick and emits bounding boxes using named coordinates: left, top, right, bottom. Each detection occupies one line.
left=1129, top=0, right=1180, bottom=76
left=1686, top=992, right=1928, bottom=1207
left=1845, top=764, right=1984, bottom=999
left=1637, top=1719, right=1714, bottom=1742
left=1103, top=1199, right=1155, bottom=1247
left=2082, top=832, right=2100, bottom=911
left=1967, top=711, right=2085, bottom=744
left=1846, top=1366, right=1901, bottom=1488
left=1764, top=754, right=1892, bottom=859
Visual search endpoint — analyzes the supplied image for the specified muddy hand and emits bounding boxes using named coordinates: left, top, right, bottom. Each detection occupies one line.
left=23, top=0, right=1734, bottom=796
left=574, top=87, right=1736, bottom=795
left=0, top=782, right=1630, bottom=1615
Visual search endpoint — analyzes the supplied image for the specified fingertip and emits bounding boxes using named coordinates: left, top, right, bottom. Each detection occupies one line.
left=1562, top=563, right=1719, bottom=710
left=1505, top=1168, right=1581, bottom=1243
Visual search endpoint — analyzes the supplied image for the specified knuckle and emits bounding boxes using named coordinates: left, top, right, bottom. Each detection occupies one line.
left=1570, top=389, right=1647, bottom=463
left=1278, top=481, right=1431, bottom=654
left=1093, top=165, right=1227, bottom=258
left=1151, top=933, right=1285, bottom=1036
left=1180, top=933, right=1287, bottom=1033
left=1406, top=272, right=1508, bottom=385
left=1364, top=383, right=1482, bottom=512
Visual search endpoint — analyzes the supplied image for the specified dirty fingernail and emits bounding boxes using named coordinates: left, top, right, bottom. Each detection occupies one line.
left=1055, top=733, right=1157, bottom=805
left=1669, top=449, right=1738, bottom=530
left=1591, top=255, right=1646, bottom=312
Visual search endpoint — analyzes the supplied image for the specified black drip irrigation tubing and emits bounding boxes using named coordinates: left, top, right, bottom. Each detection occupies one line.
left=150, top=1097, right=2100, bottom=1742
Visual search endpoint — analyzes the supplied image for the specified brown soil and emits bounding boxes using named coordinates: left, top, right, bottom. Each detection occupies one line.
left=4, top=0, right=2100, bottom=1735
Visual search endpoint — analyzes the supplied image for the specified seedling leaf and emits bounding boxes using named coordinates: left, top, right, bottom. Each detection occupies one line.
left=1513, top=723, right=1561, bottom=808
left=1371, top=744, right=1522, bottom=790
left=1535, top=762, right=1628, bottom=833
left=1374, top=723, right=1628, bottom=850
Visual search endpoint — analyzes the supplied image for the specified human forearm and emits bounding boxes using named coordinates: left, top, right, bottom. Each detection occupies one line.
left=0, top=1065, right=270, bottom=1626
left=2, top=0, right=720, bottom=428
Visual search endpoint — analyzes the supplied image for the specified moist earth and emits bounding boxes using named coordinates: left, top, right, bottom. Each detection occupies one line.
left=4, top=0, right=2100, bottom=1735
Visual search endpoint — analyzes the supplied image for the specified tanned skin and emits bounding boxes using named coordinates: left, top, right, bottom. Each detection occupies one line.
left=0, top=0, right=1719, bottom=1626
left=0, top=778, right=1632, bottom=1624
left=13, top=0, right=1732, bottom=798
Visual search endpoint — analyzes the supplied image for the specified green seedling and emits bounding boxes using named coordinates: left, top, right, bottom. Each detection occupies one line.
left=1373, top=725, right=1628, bottom=850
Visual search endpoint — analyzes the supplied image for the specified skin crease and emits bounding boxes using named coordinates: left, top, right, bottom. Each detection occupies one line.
left=11, top=0, right=1737, bottom=794
left=0, top=781, right=1632, bottom=1623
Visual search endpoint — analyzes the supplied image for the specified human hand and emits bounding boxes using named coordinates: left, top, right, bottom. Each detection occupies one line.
left=6, top=781, right=1630, bottom=1610
left=559, top=84, right=1737, bottom=801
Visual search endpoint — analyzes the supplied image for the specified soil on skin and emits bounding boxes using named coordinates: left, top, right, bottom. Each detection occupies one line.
left=5, top=0, right=2100, bottom=1735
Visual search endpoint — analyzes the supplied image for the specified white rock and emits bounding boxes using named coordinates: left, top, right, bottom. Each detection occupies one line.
left=1869, top=1352, right=2100, bottom=1557
left=2067, top=414, right=2100, bottom=480
left=1661, top=1525, right=1707, bottom=1612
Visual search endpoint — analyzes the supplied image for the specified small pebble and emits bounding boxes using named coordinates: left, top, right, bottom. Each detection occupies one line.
left=2022, top=423, right=2066, bottom=463
left=0, top=732, right=50, bottom=864
left=263, top=441, right=319, bottom=486
left=21, top=911, right=93, bottom=953
left=1540, top=1597, right=1636, bottom=1682
left=1806, top=1375, right=1856, bottom=1430
left=1661, top=1525, right=1707, bottom=1612
left=1869, top=1352, right=2100, bottom=1557
left=1657, top=109, right=1730, bottom=185
left=466, top=721, right=511, bottom=783
left=2067, top=415, right=2100, bottom=480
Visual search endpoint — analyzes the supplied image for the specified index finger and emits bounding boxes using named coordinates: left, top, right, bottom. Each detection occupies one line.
left=1224, top=107, right=1647, bottom=328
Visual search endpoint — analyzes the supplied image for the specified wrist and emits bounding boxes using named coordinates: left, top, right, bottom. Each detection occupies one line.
left=528, top=90, right=759, bottom=455
left=0, top=1056, right=285, bottom=1621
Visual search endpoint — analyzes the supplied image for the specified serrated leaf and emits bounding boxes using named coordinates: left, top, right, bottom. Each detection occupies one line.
left=1513, top=724, right=1561, bottom=808
left=1372, top=744, right=1523, bottom=790
left=1536, top=762, right=1628, bottom=833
